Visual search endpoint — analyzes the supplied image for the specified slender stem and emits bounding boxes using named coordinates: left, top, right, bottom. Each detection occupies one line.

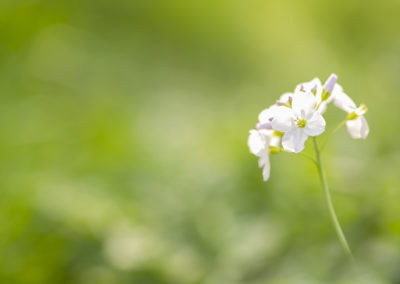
left=320, top=119, right=347, bottom=151
left=312, top=137, right=353, bottom=259
left=280, top=148, right=316, bottom=165
left=299, top=152, right=317, bottom=165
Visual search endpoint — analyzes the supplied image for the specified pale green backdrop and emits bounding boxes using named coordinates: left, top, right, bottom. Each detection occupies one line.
left=0, top=0, right=399, bottom=283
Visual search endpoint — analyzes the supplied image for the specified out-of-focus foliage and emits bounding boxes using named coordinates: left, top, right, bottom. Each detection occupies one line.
left=0, top=0, right=400, bottom=283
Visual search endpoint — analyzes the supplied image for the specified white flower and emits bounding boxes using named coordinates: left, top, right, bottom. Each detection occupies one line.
left=333, top=92, right=369, bottom=139
left=248, top=129, right=280, bottom=181
left=271, top=91, right=326, bottom=153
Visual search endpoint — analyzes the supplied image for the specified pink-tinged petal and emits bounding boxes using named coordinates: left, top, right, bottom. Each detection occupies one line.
left=346, top=116, right=369, bottom=139
left=323, top=73, right=338, bottom=93
left=291, top=92, right=317, bottom=117
left=333, top=91, right=356, bottom=113
left=270, top=106, right=294, bottom=132
left=256, top=121, right=272, bottom=130
left=304, top=113, right=326, bottom=136
left=282, top=128, right=308, bottom=153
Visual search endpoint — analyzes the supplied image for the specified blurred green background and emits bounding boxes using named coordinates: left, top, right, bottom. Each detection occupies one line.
left=1, top=0, right=400, bottom=283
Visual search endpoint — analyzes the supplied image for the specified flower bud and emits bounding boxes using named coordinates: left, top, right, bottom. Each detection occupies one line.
left=323, top=73, right=338, bottom=94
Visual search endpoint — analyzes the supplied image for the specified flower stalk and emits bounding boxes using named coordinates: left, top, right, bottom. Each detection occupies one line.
left=312, top=137, right=353, bottom=259
left=320, top=119, right=347, bottom=151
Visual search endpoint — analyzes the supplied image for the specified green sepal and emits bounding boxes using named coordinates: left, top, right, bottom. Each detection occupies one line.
left=347, top=112, right=358, bottom=120
left=273, top=131, right=284, bottom=137
left=321, top=89, right=331, bottom=101
left=269, top=146, right=281, bottom=154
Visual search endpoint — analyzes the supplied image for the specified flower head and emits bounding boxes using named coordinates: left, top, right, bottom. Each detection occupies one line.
left=248, top=73, right=368, bottom=182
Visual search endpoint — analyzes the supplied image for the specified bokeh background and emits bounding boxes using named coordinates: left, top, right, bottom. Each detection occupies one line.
left=1, top=0, right=400, bottom=283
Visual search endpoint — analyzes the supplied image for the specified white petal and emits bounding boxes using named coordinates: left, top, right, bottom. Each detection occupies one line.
left=270, top=106, right=294, bottom=132
left=330, top=83, right=343, bottom=102
left=258, top=129, right=275, bottom=143
left=282, top=128, right=308, bottom=153
left=277, top=92, right=293, bottom=105
left=359, top=116, right=369, bottom=138
left=346, top=116, right=369, bottom=139
left=258, top=105, right=280, bottom=123
left=333, top=91, right=356, bottom=113
left=270, top=134, right=281, bottom=147
left=248, top=130, right=267, bottom=155
left=291, top=91, right=317, bottom=117
left=261, top=154, right=271, bottom=181
left=317, top=101, right=328, bottom=114
left=304, top=113, right=326, bottom=136
left=258, top=129, right=274, bottom=137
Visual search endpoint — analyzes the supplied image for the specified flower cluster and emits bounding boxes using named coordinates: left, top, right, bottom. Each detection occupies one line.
left=248, top=74, right=369, bottom=181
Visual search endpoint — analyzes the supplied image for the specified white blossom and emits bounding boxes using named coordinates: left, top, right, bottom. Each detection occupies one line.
left=248, top=73, right=368, bottom=182
left=271, top=91, right=326, bottom=153
left=333, top=92, right=369, bottom=139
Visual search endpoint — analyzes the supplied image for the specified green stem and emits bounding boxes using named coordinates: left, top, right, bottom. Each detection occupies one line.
left=312, top=137, right=353, bottom=259
left=299, top=152, right=317, bottom=165
left=280, top=148, right=316, bottom=165
left=320, top=119, right=346, bottom=152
